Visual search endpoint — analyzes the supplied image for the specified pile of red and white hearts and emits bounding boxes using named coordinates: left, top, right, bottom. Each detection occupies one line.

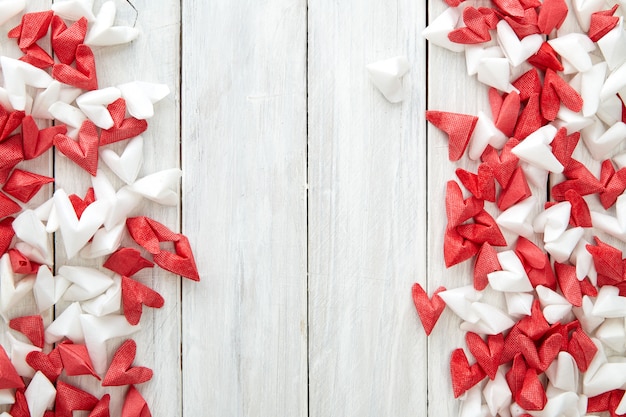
left=0, top=1, right=199, bottom=417
left=412, top=0, right=626, bottom=416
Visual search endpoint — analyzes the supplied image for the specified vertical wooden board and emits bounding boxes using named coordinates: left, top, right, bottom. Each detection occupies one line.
left=52, top=0, right=181, bottom=415
left=181, top=1, right=307, bottom=416
left=308, top=1, right=426, bottom=416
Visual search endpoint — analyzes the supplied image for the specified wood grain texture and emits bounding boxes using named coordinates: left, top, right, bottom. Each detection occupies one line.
left=307, top=1, right=427, bottom=416
left=52, top=0, right=181, bottom=415
left=181, top=1, right=308, bottom=416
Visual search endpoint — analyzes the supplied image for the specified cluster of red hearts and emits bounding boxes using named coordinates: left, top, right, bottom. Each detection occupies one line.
left=415, top=0, right=626, bottom=416
left=0, top=3, right=199, bottom=417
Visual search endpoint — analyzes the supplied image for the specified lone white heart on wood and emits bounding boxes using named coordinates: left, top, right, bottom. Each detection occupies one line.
left=366, top=56, right=410, bottom=103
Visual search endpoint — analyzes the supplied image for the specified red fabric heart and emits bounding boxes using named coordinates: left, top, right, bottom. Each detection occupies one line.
left=126, top=216, right=200, bottom=281
left=588, top=5, right=619, bottom=42
left=537, top=0, right=568, bottom=34
left=22, top=115, right=67, bottom=160
left=100, top=98, right=148, bottom=146
left=444, top=227, right=480, bottom=268
left=54, top=120, right=100, bottom=176
left=0, top=106, right=25, bottom=143
left=564, top=189, right=591, bottom=228
left=494, top=91, right=520, bottom=137
left=0, top=134, right=24, bottom=183
left=456, top=209, right=507, bottom=247
left=0, top=217, right=15, bottom=255
left=68, top=187, right=96, bottom=219
left=3, top=168, right=53, bottom=203
left=513, top=94, right=545, bottom=140
left=122, top=275, right=165, bottom=326
left=504, top=8, right=541, bottom=39
left=89, top=394, right=111, bottom=417
left=552, top=159, right=604, bottom=201
left=473, top=242, right=500, bottom=291
left=587, top=389, right=626, bottom=416
left=481, top=140, right=520, bottom=187
left=411, top=283, right=446, bottom=336
left=516, top=300, right=550, bottom=340
left=8, top=248, right=39, bottom=274
left=9, top=389, right=29, bottom=417
left=599, top=159, right=626, bottom=209
left=516, top=368, right=547, bottom=410
left=551, top=128, right=579, bottom=168
left=0, top=345, right=24, bottom=389
left=568, top=326, right=598, bottom=372
left=53, top=44, right=98, bottom=91
left=466, top=332, right=504, bottom=380
left=0, top=192, right=22, bottom=219
left=426, top=111, right=478, bottom=161
left=9, top=315, right=43, bottom=348
left=448, top=7, right=493, bottom=44
left=587, top=236, right=623, bottom=286
left=51, top=16, right=88, bottom=65
left=122, top=385, right=152, bottom=417
left=520, top=332, right=563, bottom=372
left=104, top=247, right=154, bottom=277
left=493, top=0, right=525, bottom=16
left=450, top=348, right=486, bottom=398
left=445, top=180, right=484, bottom=228
left=443, top=0, right=463, bottom=6
left=26, top=348, right=63, bottom=383
left=55, top=380, right=100, bottom=417
left=541, top=69, right=583, bottom=121
left=58, top=341, right=100, bottom=379
left=456, top=164, right=496, bottom=202
left=103, top=339, right=153, bottom=386
left=497, top=167, right=531, bottom=211
left=506, top=353, right=528, bottom=398
left=8, top=11, right=53, bottom=49
left=512, top=69, right=542, bottom=103
left=580, top=277, right=598, bottom=297
left=19, top=43, right=53, bottom=69
left=554, top=262, right=583, bottom=307
left=528, top=41, right=563, bottom=72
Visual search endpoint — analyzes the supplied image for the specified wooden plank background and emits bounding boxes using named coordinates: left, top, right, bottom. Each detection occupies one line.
left=0, top=0, right=585, bottom=416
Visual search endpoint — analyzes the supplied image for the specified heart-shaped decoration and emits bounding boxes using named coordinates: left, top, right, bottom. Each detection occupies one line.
left=426, top=111, right=478, bottom=161
left=55, top=380, right=99, bottom=417
left=54, top=119, right=100, bottom=176
left=0, top=192, right=22, bottom=219
left=456, top=210, right=507, bottom=247
left=103, top=339, right=153, bottom=386
left=456, top=164, right=495, bottom=202
left=541, top=69, right=583, bottom=121
left=51, top=16, right=87, bottom=65
left=90, top=395, right=111, bottom=417
left=444, top=227, right=480, bottom=268
left=52, top=44, right=98, bottom=91
left=537, top=0, right=568, bottom=33
left=8, top=248, right=40, bottom=275
left=497, top=167, right=531, bottom=211
left=58, top=342, right=100, bottom=379
left=22, top=115, right=67, bottom=160
left=9, top=315, right=43, bottom=348
left=497, top=20, right=543, bottom=67
left=104, top=247, right=154, bottom=277
left=76, top=87, right=122, bottom=129
left=0, top=134, right=24, bottom=183
left=0, top=106, right=25, bottom=142
left=118, top=81, right=170, bottom=119
left=528, top=41, right=564, bottom=72
left=121, top=275, right=164, bottom=326
left=85, top=1, right=139, bottom=47
left=568, top=326, right=598, bottom=372
left=8, top=10, right=53, bottom=50
left=411, top=283, right=446, bottom=336
left=25, top=349, right=63, bottom=383
left=519, top=332, right=563, bottom=372
left=1, top=56, right=53, bottom=111
left=3, top=169, right=54, bottom=203
left=473, top=243, right=500, bottom=291
left=450, top=348, right=486, bottom=398
left=68, top=187, right=95, bottom=219
left=515, top=368, right=547, bottom=410
left=100, top=98, right=148, bottom=146
left=445, top=180, right=484, bottom=228
left=100, top=135, right=143, bottom=184
left=19, top=44, right=53, bottom=69
left=466, top=332, right=504, bottom=380
left=448, top=7, right=492, bottom=44
left=122, top=385, right=151, bottom=417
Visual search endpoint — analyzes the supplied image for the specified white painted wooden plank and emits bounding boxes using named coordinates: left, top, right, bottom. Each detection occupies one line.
left=307, top=1, right=427, bottom=416
left=52, top=0, right=181, bottom=415
left=181, top=1, right=307, bottom=416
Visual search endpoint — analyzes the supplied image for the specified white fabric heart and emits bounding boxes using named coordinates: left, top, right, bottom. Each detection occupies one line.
left=99, top=135, right=143, bottom=184
left=366, top=56, right=410, bottom=103
left=504, top=292, right=534, bottom=317
left=25, top=371, right=56, bottom=417
left=596, top=94, right=623, bottom=126
left=572, top=0, right=606, bottom=31
left=544, top=226, right=585, bottom=263
left=592, top=285, right=626, bottom=318
left=497, top=20, right=543, bottom=67
left=118, top=81, right=170, bottom=119
left=583, top=338, right=626, bottom=396
left=0, top=57, right=53, bottom=111
left=468, top=110, right=507, bottom=160
left=85, top=1, right=139, bottom=46
left=465, top=45, right=503, bottom=76
left=438, top=285, right=482, bottom=323
left=91, top=170, right=142, bottom=230
left=572, top=296, right=605, bottom=334
left=601, top=60, right=626, bottom=100
left=598, top=17, right=626, bottom=70
left=595, top=318, right=626, bottom=352
left=545, top=352, right=579, bottom=392
left=80, top=222, right=125, bottom=258
left=422, top=7, right=465, bottom=53
left=76, top=87, right=121, bottom=129
left=13, top=210, right=53, bottom=266
left=459, top=302, right=516, bottom=335
left=583, top=120, right=626, bottom=160
left=570, top=238, right=596, bottom=282
left=483, top=371, right=512, bottom=417
left=48, top=102, right=87, bottom=139
left=592, top=194, right=626, bottom=242
left=512, top=125, right=563, bottom=173
left=548, top=33, right=595, bottom=73
left=477, top=57, right=517, bottom=93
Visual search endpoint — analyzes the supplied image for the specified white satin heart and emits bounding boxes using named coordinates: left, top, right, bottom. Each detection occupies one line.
left=45, top=302, right=84, bottom=344
left=0, top=0, right=25, bottom=27
left=58, top=265, right=114, bottom=302
left=595, top=318, right=626, bottom=352
left=572, top=296, right=605, bottom=334
left=0, top=57, right=53, bottom=111
left=85, top=1, right=139, bottom=46
left=366, top=56, right=410, bottom=103
left=99, top=135, right=143, bottom=184
left=81, top=274, right=121, bottom=317
left=118, top=81, right=170, bottom=119
left=548, top=33, right=595, bottom=74
left=76, top=87, right=121, bottom=129
left=25, top=371, right=56, bottom=417
left=51, top=0, right=95, bottom=21
left=544, top=227, right=585, bottom=263
left=6, top=332, right=40, bottom=378
left=13, top=210, right=53, bottom=266
left=32, top=81, right=82, bottom=120
left=483, top=371, right=512, bottom=417
left=504, top=292, right=534, bottom=317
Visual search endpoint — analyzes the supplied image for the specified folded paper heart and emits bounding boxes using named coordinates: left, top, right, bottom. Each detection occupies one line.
left=80, top=222, right=125, bottom=258
left=9, top=315, right=44, bottom=348
left=9, top=249, right=40, bottom=274
left=7, top=332, right=41, bottom=378
left=104, top=247, right=154, bottom=277
left=26, top=349, right=63, bottom=383
left=52, top=44, right=98, bottom=91
left=0, top=254, right=35, bottom=315
left=497, top=20, right=543, bottom=67
left=597, top=17, right=626, bottom=71
left=366, top=56, right=409, bottom=103
left=122, top=276, right=164, bottom=326
left=126, top=216, right=200, bottom=281
left=100, top=98, right=148, bottom=146
left=76, top=87, right=121, bottom=129
left=100, top=135, right=143, bottom=184
left=51, top=16, right=87, bottom=65
left=118, top=81, right=170, bottom=119
left=103, top=339, right=153, bottom=386
left=33, top=266, right=70, bottom=313
left=90, top=394, right=111, bottom=417
left=122, top=385, right=151, bottom=417
left=411, top=283, right=446, bottom=336
left=85, top=1, right=140, bottom=46
left=25, top=371, right=55, bottom=417
left=129, top=168, right=182, bottom=206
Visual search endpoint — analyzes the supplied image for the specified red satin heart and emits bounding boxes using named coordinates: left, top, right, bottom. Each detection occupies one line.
left=450, top=348, right=486, bottom=398
left=426, top=111, right=478, bottom=161
left=122, top=275, right=165, bottom=325
left=411, top=283, right=446, bottom=336
left=9, top=315, right=43, bottom=348
left=516, top=368, right=547, bottom=410
left=100, top=98, right=148, bottom=146
left=53, top=44, right=98, bottom=91
left=104, top=247, right=154, bottom=277
left=568, top=326, right=598, bottom=372
left=22, top=115, right=67, bottom=160
left=55, top=380, right=100, bottom=417
left=122, top=385, right=152, bottom=417
left=528, top=41, right=563, bottom=72
left=0, top=134, right=24, bottom=183
left=473, top=242, right=500, bottom=291
left=126, top=216, right=200, bottom=281
left=8, top=11, right=53, bottom=49
left=103, top=339, right=153, bottom=386
left=466, top=332, right=503, bottom=380
left=0, top=345, right=24, bottom=389
left=3, top=168, right=53, bottom=203
left=54, top=120, right=100, bottom=176
left=68, top=187, right=96, bottom=219
left=90, top=394, right=111, bottom=417
left=51, top=16, right=87, bottom=65
left=26, top=348, right=63, bottom=383
left=58, top=341, right=100, bottom=379
left=0, top=193, right=21, bottom=219
left=537, top=0, right=568, bottom=34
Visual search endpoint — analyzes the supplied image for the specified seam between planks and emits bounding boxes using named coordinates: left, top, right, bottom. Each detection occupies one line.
left=179, top=0, right=184, bottom=415
left=306, top=0, right=311, bottom=416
